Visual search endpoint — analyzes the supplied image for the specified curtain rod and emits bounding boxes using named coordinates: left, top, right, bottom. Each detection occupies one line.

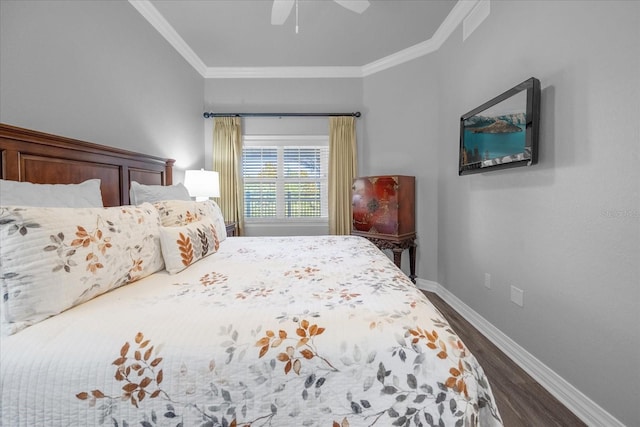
left=203, top=112, right=361, bottom=119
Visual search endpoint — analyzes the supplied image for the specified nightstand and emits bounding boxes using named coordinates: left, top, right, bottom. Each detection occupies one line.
left=351, top=175, right=416, bottom=283
left=225, top=221, right=237, bottom=237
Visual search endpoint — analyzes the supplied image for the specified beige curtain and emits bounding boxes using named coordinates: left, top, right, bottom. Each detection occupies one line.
left=328, top=116, right=358, bottom=235
left=213, top=117, right=245, bottom=235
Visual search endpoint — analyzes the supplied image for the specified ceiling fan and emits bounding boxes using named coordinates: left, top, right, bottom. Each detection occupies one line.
left=271, top=0, right=370, bottom=27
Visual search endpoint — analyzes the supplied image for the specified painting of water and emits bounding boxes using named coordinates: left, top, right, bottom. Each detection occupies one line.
left=459, top=77, right=540, bottom=175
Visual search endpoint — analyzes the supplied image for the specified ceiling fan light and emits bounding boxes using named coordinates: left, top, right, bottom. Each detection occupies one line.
left=271, top=0, right=370, bottom=28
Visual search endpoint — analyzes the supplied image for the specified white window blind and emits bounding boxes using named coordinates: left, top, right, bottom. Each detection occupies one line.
left=242, top=136, right=328, bottom=221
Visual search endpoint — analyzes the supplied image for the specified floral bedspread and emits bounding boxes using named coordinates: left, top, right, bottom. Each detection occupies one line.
left=0, top=236, right=502, bottom=427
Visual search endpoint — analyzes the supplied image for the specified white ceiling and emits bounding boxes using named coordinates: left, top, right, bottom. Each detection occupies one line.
left=131, top=0, right=472, bottom=77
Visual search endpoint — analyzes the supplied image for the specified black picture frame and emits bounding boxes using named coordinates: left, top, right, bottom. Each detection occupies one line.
left=459, top=77, right=541, bottom=175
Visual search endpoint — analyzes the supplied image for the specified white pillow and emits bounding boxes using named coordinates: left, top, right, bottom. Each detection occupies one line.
left=0, top=203, right=164, bottom=335
left=129, top=181, right=191, bottom=205
left=153, top=199, right=227, bottom=242
left=0, top=179, right=103, bottom=208
left=159, top=219, right=220, bottom=274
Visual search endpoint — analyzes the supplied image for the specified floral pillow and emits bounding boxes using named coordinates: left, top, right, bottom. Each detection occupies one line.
left=0, top=203, right=164, bottom=335
left=153, top=200, right=227, bottom=242
left=158, top=220, right=220, bottom=274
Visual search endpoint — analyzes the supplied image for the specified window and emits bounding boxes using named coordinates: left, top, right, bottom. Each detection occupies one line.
left=242, top=136, right=328, bottom=221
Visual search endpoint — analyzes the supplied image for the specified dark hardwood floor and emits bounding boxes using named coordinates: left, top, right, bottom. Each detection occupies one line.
left=422, top=291, right=586, bottom=427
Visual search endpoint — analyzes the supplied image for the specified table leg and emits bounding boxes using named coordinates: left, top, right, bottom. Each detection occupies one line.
left=409, top=243, right=416, bottom=283
left=392, top=248, right=403, bottom=269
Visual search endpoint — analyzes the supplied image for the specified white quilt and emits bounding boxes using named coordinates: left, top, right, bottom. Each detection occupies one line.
left=1, top=236, right=502, bottom=426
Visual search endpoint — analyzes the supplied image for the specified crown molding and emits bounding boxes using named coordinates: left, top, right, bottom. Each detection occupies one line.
left=130, top=0, right=482, bottom=79
left=204, top=66, right=363, bottom=79
left=362, top=0, right=478, bottom=76
left=463, top=0, right=490, bottom=41
left=128, top=0, right=207, bottom=76
left=360, top=37, right=439, bottom=77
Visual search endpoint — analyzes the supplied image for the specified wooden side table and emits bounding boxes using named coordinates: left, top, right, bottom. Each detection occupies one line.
left=356, top=233, right=417, bottom=283
left=225, top=221, right=237, bottom=237
left=351, top=175, right=416, bottom=283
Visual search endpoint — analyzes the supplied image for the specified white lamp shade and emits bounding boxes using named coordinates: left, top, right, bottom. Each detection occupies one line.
left=184, top=169, right=220, bottom=200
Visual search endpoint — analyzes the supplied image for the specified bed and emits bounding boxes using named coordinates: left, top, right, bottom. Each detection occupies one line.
left=0, top=124, right=502, bottom=427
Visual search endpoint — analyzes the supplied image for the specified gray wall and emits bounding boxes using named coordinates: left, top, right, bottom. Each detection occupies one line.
left=203, top=78, right=364, bottom=168
left=362, top=55, right=440, bottom=280
left=364, top=1, right=639, bottom=425
left=0, top=0, right=204, bottom=181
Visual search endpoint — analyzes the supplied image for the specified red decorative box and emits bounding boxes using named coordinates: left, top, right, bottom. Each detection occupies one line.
left=351, top=175, right=415, bottom=241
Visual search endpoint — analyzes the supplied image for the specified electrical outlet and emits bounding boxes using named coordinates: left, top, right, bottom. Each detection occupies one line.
left=510, top=286, right=524, bottom=307
left=484, top=273, right=491, bottom=289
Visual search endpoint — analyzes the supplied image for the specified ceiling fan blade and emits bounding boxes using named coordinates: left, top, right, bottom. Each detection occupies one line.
left=334, top=0, right=370, bottom=14
left=271, top=0, right=295, bottom=25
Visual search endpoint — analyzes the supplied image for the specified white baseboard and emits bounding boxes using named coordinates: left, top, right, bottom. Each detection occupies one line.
left=416, top=278, right=625, bottom=427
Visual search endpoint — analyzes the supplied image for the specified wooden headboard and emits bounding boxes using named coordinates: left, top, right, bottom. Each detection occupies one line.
left=0, top=124, right=174, bottom=207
